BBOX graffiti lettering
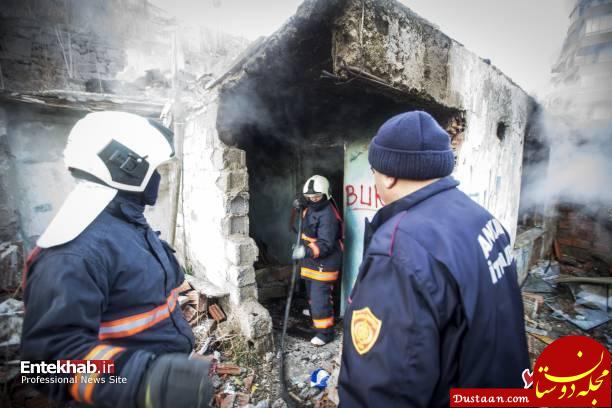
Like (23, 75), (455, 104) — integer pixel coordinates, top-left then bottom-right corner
(345, 184), (384, 211)
(360, 185), (371, 206)
(346, 184), (358, 206)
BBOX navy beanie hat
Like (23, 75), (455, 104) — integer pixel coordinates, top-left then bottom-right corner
(368, 111), (455, 180)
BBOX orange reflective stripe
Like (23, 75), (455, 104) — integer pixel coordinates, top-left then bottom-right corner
(70, 345), (125, 404)
(313, 316), (334, 328)
(301, 233), (317, 243)
(98, 287), (180, 340)
(300, 267), (338, 282)
(308, 242), (320, 258)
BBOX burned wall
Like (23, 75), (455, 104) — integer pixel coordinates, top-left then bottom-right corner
(333, 0), (536, 240)
(245, 136), (344, 267)
(0, 0), (250, 247)
(0, 0), (249, 97)
(0, 108), (18, 241)
(556, 205), (612, 271)
(0, 0), (135, 92)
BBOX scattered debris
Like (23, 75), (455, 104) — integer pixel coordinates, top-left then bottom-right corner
(183, 305), (198, 323)
(0, 241), (23, 292)
(309, 369), (330, 389)
(210, 304), (227, 322)
(0, 298), (24, 347)
(522, 259), (612, 366)
(217, 363), (242, 376)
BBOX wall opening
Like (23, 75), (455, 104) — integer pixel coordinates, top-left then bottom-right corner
(219, 75), (461, 323)
(214, 14), (462, 324)
(496, 121), (507, 142)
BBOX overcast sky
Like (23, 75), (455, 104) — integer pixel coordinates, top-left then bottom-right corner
(151, 0), (572, 99)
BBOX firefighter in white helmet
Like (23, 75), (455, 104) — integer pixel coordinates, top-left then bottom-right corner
(292, 175), (343, 346)
(21, 111), (213, 407)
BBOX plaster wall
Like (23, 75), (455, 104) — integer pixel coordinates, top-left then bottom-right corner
(180, 91), (258, 303)
(2, 107), (77, 247)
(0, 105), (175, 248)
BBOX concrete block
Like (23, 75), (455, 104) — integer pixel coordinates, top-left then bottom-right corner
(185, 274), (229, 298)
(230, 170), (249, 192)
(225, 235), (258, 266)
(217, 171), (248, 194)
(235, 299), (272, 340)
(229, 193), (249, 217)
(222, 215), (249, 236)
(223, 148), (246, 170)
(228, 283), (258, 305)
(227, 265), (256, 287)
(231, 216), (249, 235)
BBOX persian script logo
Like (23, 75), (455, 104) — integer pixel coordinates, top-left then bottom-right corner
(530, 336), (610, 407)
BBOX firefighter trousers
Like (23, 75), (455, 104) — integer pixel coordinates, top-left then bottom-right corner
(304, 279), (334, 341)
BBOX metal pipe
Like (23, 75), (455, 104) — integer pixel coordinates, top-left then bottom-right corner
(279, 207), (303, 406)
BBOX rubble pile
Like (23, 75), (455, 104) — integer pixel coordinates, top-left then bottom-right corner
(521, 258), (612, 365)
(179, 280), (284, 407)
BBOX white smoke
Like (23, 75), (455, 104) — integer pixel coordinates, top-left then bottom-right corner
(520, 111), (612, 213)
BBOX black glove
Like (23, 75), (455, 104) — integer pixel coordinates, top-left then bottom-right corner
(293, 196), (307, 209)
(137, 353), (213, 408)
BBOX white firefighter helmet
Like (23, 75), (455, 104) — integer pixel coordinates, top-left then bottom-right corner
(37, 111), (175, 248)
(303, 175), (331, 199)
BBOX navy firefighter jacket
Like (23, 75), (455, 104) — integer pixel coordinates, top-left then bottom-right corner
(300, 199), (343, 282)
(21, 196), (194, 408)
(338, 177), (529, 408)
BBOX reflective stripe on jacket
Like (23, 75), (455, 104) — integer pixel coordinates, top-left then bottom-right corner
(300, 200), (342, 281)
(21, 196), (194, 407)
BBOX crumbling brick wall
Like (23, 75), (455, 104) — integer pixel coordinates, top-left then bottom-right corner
(556, 205), (612, 272)
(179, 90), (272, 350)
(180, 91), (259, 303)
(0, 0), (134, 92)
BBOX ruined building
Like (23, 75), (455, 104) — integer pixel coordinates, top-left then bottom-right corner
(547, 0), (612, 270)
(1, 0), (545, 351)
(177, 0), (540, 349)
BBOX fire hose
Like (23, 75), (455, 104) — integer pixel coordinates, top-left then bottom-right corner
(279, 199), (304, 406)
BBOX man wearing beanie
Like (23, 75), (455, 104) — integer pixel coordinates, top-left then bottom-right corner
(338, 111), (528, 407)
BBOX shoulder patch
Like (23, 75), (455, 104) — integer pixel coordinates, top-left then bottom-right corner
(351, 306), (382, 355)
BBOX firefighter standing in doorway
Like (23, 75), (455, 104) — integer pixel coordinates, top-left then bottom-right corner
(21, 111), (213, 408)
(292, 175), (343, 346)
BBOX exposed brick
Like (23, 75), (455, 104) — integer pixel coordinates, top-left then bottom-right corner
(208, 303), (226, 322)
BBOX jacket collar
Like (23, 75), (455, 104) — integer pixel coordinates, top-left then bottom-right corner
(105, 195), (149, 227)
(364, 176), (459, 246)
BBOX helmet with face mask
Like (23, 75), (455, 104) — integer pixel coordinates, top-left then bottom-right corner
(37, 111), (175, 248)
(303, 175), (331, 199)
